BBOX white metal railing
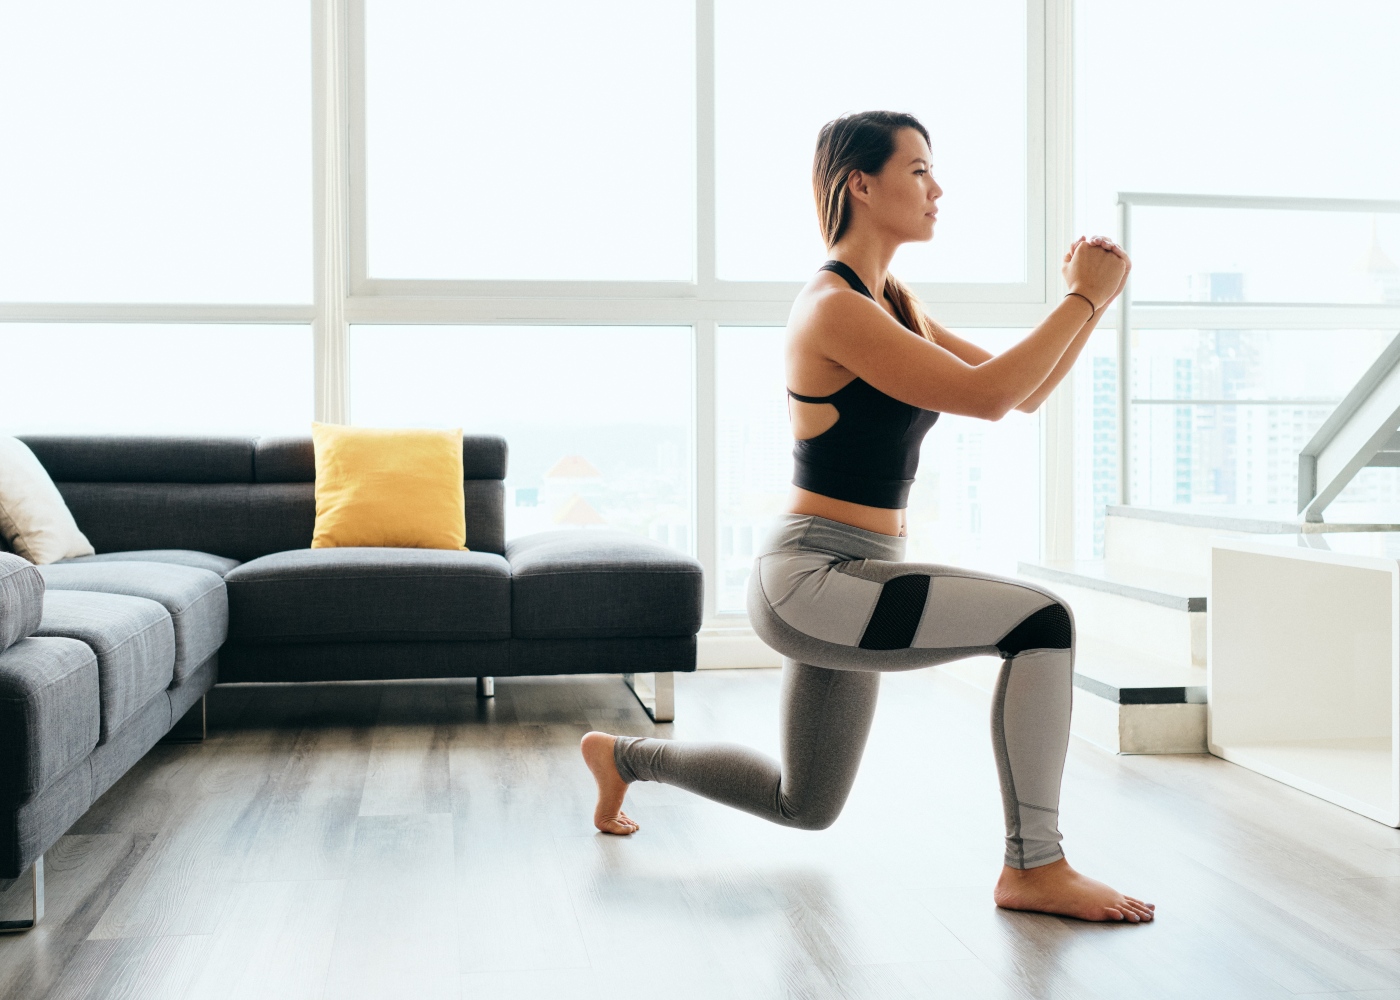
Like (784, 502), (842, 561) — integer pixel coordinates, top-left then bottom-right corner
(1114, 191), (1400, 506)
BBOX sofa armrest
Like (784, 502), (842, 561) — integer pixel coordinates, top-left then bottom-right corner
(0, 554), (43, 656)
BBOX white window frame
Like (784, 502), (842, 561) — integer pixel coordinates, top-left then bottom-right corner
(0, 0), (1079, 624)
(1108, 192), (1400, 507)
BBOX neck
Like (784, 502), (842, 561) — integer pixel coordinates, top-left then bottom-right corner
(828, 232), (899, 301)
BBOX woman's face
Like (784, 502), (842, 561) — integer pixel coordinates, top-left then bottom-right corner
(856, 127), (942, 243)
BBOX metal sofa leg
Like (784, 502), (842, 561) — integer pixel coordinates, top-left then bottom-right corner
(476, 676), (495, 698)
(0, 857), (44, 933)
(162, 695), (207, 744)
(623, 672), (675, 723)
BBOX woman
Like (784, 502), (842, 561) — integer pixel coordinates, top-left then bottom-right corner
(582, 111), (1153, 923)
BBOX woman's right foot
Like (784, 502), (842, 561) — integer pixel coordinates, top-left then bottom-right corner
(581, 732), (639, 835)
(993, 857), (1155, 922)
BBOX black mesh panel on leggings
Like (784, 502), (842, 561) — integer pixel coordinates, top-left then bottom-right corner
(996, 602), (1072, 657)
(858, 574), (931, 650)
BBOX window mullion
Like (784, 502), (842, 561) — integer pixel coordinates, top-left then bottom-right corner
(314, 0), (352, 424)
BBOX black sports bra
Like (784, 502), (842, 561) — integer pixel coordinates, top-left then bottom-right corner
(787, 260), (940, 510)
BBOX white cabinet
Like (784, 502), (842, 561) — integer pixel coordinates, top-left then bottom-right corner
(1209, 534), (1399, 826)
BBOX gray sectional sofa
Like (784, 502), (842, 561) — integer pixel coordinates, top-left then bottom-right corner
(0, 434), (702, 930)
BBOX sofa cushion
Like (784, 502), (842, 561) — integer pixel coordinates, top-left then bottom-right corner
(507, 530), (703, 639)
(39, 562), (227, 683)
(310, 423), (467, 551)
(0, 637), (100, 802)
(59, 549), (241, 577)
(0, 553), (44, 655)
(34, 590), (175, 741)
(225, 547), (511, 643)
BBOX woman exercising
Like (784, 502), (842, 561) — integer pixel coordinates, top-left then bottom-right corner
(582, 111), (1153, 923)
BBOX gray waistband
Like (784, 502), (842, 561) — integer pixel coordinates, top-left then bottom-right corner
(758, 514), (907, 562)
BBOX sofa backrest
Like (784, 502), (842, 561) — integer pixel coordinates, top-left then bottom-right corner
(20, 435), (508, 560)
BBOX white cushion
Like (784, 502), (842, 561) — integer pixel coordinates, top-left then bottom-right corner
(0, 436), (95, 565)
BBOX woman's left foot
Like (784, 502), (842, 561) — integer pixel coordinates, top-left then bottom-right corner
(580, 732), (639, 835)
(993, 857), (1154, 922)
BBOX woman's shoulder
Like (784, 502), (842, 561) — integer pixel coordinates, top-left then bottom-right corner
(791, 273), (881, 336)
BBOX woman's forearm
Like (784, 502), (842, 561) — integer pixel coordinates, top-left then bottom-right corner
(1013, 307), (1104, 413)
(964, 296), (1092, 417)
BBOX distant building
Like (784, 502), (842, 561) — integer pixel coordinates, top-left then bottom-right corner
(546, 455), (603, 479)
(553, 493), (607, 525)
(543, 454), (606, 526)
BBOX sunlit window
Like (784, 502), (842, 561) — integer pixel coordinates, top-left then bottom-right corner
(0, 2), (312, 303)
(351, 326), (693, 548)
(716, 0), (1026, 283)
(0, 325), (313, 435)
(365, 0), (696, 281)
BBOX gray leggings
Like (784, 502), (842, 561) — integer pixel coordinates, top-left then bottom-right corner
(615, 514), (1075, 869)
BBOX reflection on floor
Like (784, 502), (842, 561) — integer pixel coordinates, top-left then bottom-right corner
(3, 667), (1400, 999)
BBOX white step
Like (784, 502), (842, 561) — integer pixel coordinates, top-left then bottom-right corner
(938, 638), (1207, 755)
(1105, 503), (1400, 579)
(1017, 559), (1207, 667)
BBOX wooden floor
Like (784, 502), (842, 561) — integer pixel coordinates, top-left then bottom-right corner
(3, 666), (1400, 1000)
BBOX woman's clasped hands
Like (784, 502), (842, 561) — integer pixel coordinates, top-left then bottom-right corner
(1062, 234), (1131, 313)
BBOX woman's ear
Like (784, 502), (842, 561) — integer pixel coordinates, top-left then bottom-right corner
(845, 169), (872, 206)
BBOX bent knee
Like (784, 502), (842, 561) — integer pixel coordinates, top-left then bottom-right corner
(996, 601), (1073, 657)
(778, 798), (844, 831)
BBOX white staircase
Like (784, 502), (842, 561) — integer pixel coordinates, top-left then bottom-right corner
(1003, 502), (1400, 756)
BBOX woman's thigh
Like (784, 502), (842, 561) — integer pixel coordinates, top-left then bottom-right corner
(749, 550), (1073, 672)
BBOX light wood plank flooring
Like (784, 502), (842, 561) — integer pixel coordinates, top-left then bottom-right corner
(3, 665), (1400, 999)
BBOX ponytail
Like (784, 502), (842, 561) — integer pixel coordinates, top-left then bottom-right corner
(883, 274), (937, 343)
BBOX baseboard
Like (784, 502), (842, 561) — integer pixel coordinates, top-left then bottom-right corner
(697, 626), (782, 669)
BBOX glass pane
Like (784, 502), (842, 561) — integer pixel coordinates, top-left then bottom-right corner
(1072, 329), (1119, 559)
(716, 0), (1026, 283)
(716, 328), (788, 611)
(716, 327), (1039, 613)
(1128, 329), (1395, 509)
(1076, 1), (1400, 239)
(351, 326), (693, 549)
(0, 3), (311, 303)
(0, 325), (312, 435)
(366, 1), (695, 281)
(1128, 207), (1400, 305)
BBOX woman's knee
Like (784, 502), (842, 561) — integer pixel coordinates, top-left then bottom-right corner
(778, 796), (845, 831)
(996, 601), (1073, 657)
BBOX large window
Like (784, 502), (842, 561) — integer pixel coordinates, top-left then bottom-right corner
(1073, 1), (1400, 556)
(0, 325), (312, 435)
(0, 2), (312, 303)
(715, 0), (1027, 284)
(3, 0), (1058, 625)
(364, 0), (695, 281)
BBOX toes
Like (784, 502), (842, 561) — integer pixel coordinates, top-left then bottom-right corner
(1122, 901), (1153, 921)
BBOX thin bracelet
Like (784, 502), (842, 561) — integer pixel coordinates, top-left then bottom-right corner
(1064, 291), (1096, 319)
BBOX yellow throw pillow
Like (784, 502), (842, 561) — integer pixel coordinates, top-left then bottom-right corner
(311, 423), (468, 550)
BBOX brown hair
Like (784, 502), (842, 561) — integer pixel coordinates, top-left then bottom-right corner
(813, 111), (937, 341)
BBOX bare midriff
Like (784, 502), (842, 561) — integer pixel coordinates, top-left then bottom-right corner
(785, 485), (907, 537)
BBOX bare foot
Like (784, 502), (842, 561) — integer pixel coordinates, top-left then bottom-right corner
(580, 732), (639, 835)
(994, 858), (1155, 923)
